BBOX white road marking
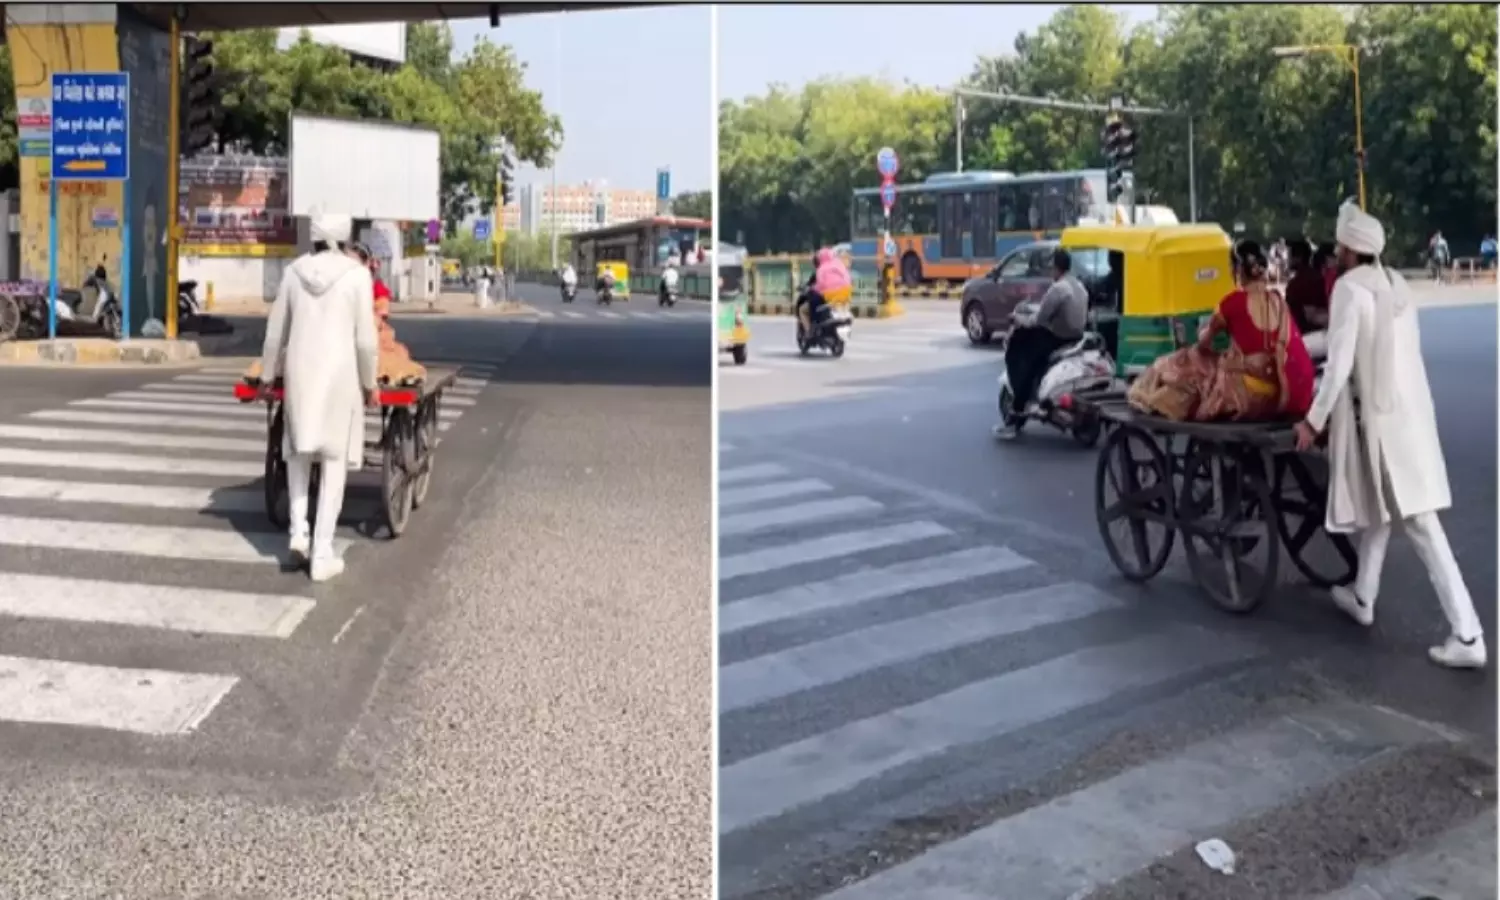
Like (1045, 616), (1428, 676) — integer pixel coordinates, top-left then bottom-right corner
(0, 447), (261, 478)
(0, 655), (238, 736)
(0, 424), (264, 454)
(0, 573), (315, 638)
(0, 514), (351, 563)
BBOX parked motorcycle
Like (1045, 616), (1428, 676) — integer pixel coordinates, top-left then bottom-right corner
(995, 301), (1116, 446)
(796, 298), (853, 358)
(178, 279), (202, 323)
(54, 266), (123, 339)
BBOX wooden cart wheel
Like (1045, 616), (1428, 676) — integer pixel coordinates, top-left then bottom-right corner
(264, 404), (291, 530)
(1179, 441), (1280, 613)
(381, 407), (416, 538)
(1274, 453), (1358, 587)
(411, 395), (439, 509)
(1094, 424), (1177, 581)
(0, 294), (19, 343)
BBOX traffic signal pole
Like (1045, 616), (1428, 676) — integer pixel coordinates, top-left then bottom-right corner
(165, 13), (182, 340)
(952, 87), (1197, 223)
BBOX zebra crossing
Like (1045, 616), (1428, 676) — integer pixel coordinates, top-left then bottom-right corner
(0, 360), (494, 739)
(720, 322), (968, 376)
(715, 445), (1495, 900)
(523, 303), (712, 323)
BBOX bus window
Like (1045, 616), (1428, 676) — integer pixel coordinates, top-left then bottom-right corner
(969, 189), (997, 256)
(938, 192), (966, 259)
(997, 185), (1019, 231)
(852, 195), (881, 238)
(1016, 184), (1042, 231)
(1042, 183), (1068, 230)
(899, 192), (936, 236)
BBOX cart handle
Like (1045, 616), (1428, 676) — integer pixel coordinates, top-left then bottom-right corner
(233, 382), (420, 407)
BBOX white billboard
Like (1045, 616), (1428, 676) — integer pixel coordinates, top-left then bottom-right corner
(288, 114), (440, 222)
(277, 23), (407, 65)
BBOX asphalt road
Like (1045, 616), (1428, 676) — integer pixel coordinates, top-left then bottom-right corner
(717, 292), (1497, 899)
(0, 303), (713, 897)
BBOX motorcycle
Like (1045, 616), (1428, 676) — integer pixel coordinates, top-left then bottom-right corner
(659, 282), (678, 308)
(995, 301), (1116, 446)
(178, 279), (202, 324)
(597, 282), (614, 306)
(561, 282), (577, 303)
(796, 297), (853, 358)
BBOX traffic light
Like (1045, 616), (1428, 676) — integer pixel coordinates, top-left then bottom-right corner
(182, 35), (217, 157)
(1100, 115), (1137, 203)
(498, 147), (516, 206)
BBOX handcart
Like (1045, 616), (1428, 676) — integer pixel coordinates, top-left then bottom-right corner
(234, 367), (460, 537)
(1073, 388), (1358, 614)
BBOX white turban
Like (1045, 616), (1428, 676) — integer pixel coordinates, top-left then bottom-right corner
(1335, 200), (1385, 256)
(310, 212), (353, 246)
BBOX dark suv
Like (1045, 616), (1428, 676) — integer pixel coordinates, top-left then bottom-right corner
(959, 240), (1111, 345)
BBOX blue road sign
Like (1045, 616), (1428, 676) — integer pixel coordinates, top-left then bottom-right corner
(473, 219), (492, 240)
(876, 146), (899, 179)
(879, 182), (897, 211)
(50, 72), (130, 182)
(657, 168), (671, 201)
(884, 235), (898, 257)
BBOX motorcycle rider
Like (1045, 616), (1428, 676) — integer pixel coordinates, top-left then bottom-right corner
(560, 261), (578, 299)
(660, 260), (680, 304)
(994, 247), (1089, 440)
(597, 264), (617, 302)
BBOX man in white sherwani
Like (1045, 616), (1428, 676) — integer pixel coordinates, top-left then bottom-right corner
(259, 213), (380, 582)
(1294, 201), (1485, 669)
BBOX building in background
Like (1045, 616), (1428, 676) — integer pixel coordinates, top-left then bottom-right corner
(276, 22), (407, 69)
(511, 181), (657, 236)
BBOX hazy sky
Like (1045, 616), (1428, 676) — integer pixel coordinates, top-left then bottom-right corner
(718, 4), (1158, 100)
(450, 6), (713, 196)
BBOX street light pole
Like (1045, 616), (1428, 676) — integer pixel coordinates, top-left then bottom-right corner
(550, 12), (562, 270)
(951, 87), (1199, 223)
(1271, 44), (1366, 210)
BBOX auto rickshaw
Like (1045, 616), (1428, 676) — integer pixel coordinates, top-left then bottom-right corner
(595, 260), (631, 301)
(718, 245), (749, 365)
(1059, 224), (1234, 379)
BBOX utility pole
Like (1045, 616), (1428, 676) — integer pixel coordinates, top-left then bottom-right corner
(550, 12), (563, 270)
(952, 87), (1197, 223)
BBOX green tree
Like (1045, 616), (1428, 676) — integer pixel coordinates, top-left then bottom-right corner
(673, 190), (712, 219)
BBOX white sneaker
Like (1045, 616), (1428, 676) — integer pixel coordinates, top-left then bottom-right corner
(1428, 635), (1487, 670)
(1330, 585), (1374, 627)
(992, 423), (1020, 441)
(288, 530), (311, 565)
(309, 554), (346, 583)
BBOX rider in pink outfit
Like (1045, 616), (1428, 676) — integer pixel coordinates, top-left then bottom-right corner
(800, 248), (853, 332)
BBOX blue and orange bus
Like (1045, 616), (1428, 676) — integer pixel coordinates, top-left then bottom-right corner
(850, 169), (1109, 285)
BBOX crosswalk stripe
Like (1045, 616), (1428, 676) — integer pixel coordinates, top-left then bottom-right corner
(0, 514), (351, 563)
(819, 703), (1422, 899)
(109, 390), (253, 406)
(142, 381), (224, 394)
(720, 546), (1033, 635)
(720, 625), (1260, 834)
(597, 311), (623, 319)
(0, 475), (262, 512)
(720, 496), (884, 538)
(719, 521), (953, 581)
(719, 478), (833, 509)
(0, 424), (265, 454)
(173, 373), (240, 384)
(532, 309), (555, 319)
(0, 655), (237, 736)
(29, 409), (268, 433)
(0, 446), (261, 478)
(1314, 814), (1494, 900)
(720, 366), (772, 376)
(71, 398), (265, 418)
(0, 573), (314, 638)
(561, 311), (585, 319)
(720, 463), (790, 485)
(720, 583), (1122, 713)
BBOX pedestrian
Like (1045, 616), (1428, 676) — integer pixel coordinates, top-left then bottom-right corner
(1480, 233), (1496, 271)
(257, 212), (380, 582)
(1294, 201), (1485, 669)
(1283, 238), (1329, 354)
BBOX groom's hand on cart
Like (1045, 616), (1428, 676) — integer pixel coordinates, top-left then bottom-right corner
(1294, 420), (1319, 451)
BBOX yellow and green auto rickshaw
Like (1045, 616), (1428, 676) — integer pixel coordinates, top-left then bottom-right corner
(1059, 224), (1234, 379)
(718, 244), (749, 365)
(596, 260), (631, 302)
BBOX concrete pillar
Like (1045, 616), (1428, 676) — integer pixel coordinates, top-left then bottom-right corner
(5, 4), (170, 336)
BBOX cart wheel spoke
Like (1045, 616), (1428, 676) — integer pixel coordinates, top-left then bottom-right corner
(1094, 425), (1176, 582)
(1180, 442), (1279, 614)
(1273, 453), (1357, 588)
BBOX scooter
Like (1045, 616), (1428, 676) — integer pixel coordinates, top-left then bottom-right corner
(659, 283), (678, 308)
(55, 266), (124, 340)
(597, 282), (614, 306)
(796, 298), (852, 359)
(561, 282), (577, 303)
(178, 279), (202, 323)
(996, 302), (1116, 446)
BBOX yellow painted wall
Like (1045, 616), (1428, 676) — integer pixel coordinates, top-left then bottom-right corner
(6, 22), (124, 286)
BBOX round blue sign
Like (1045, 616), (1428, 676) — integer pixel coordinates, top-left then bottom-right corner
(883, 235), (898, 257)
(876, 147), (900, 178)
(879, 182), (897, 209)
